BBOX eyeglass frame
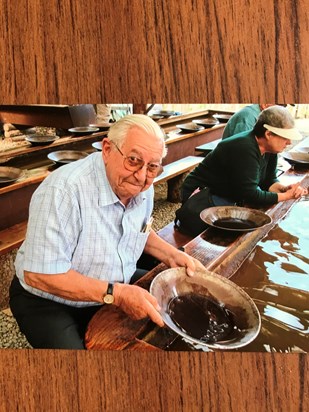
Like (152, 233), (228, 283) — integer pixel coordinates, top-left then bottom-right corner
(111, 141), (163, 177)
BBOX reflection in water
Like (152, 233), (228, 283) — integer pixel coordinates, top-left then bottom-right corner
(169, 200), (309, 353)
(232, 200), (309, 352)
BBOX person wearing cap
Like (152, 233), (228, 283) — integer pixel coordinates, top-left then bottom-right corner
(9, 114), (204, 349)
(176, 106), (307, 235)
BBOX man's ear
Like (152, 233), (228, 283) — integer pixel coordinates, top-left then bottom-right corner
(264, 130), (272, 141)
(102, 138), (112, 160)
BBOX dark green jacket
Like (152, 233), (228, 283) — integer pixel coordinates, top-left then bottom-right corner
(182, 131), (279, 205)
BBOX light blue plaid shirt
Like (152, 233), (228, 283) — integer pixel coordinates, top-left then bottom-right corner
(15, 153), (154, 307)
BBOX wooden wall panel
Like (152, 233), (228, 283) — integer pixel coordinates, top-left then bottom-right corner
(0, 0), (308, 103)
(0, 0), (308, 411)
(0, 350), (307, 411)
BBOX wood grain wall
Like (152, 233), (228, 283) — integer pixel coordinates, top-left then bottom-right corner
(0, 0), (308, 103)
(0, 0), (308, 410)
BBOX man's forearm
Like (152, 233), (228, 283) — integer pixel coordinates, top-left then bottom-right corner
(143, 229), (178, 266)
(24, 269), (108, 303)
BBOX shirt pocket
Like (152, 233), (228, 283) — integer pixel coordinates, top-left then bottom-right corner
(118, 231), (149, 271)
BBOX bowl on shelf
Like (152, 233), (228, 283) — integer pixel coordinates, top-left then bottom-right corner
(89, 123), (111, 131)
(68, 126), (100, 136)
(176, 122), (205, 133)
(192, 117), (220, 128)
(47, 150), (89, 165)
(0, 167), (24, 186)
(150, 115), (164, 121)
(213, 113), (232, 123)
(92, 141), (102, 151)
(152, 110), (175, 118)
(25, 134), (60, 146)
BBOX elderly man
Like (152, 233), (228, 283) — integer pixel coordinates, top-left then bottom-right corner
(176, 106), (307, 236)
(10, 114), (201, 349)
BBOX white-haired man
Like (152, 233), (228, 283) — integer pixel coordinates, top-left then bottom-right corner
(10, 114), (202, 349)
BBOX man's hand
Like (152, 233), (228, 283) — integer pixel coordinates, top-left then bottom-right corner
(166, 250), (206, 277)
(113, 283), (164, 327)
(276, 182), (308, 201)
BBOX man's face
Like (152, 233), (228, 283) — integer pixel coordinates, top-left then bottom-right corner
(265, 131), (291, 153)
(102, 127), (164, 205)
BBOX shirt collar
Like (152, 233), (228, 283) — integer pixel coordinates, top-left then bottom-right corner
(93, 153), (147, 208)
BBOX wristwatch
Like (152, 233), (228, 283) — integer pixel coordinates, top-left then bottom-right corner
(103, 283), (114, 304)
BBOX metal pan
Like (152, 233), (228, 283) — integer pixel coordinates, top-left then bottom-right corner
(192, 118), (220, 128)
(68, 126), (99, 135)
(47, 150), (89, 165)
(213, 113), (232, 123)
(282, 151), (309, 165)
(295, 146), (309, 154)
(92, 141), (102, 151)
(0, 167), (24, 185)
(89, 123), (111, 131)
(176, 122), (204, 133)
(200, 206), (272, 232)
(150, 115), (164, 121)
(25, 134), (60, 146)
(152, 110), (175, 118)
(150, 267), (261, 350)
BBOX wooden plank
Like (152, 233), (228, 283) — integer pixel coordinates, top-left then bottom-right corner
(0, 1), (308, 102)
(0, 350), (306, 412)
(0, 132), (105, 163)
(195, 138), (222, 154)
(154, 156), (203, 185)
(0, 221), (27, 255)
(157, 221), (193, 250)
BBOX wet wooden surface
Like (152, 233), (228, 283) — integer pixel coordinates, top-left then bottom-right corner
(0, 0), (308, 103)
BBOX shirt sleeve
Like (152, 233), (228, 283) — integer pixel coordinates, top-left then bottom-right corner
(23, 184), (82, 274)
(260, 154), (279, 189)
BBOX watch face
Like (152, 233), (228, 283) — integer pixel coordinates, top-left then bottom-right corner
(103, 294), (114, 304)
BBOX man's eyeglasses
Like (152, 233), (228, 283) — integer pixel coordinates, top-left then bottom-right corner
(112, 142), (163, 177)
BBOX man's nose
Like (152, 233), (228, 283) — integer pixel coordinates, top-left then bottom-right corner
(133, 164), (148, 180)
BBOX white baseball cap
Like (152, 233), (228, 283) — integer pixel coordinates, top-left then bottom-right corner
(264, 124), (303, 140)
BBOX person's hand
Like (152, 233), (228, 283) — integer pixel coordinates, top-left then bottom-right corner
(166, 249), (206, 277)
(269, 182), (289, 193)
(278, 183), (308, 201)
(113, 283), (164, 327)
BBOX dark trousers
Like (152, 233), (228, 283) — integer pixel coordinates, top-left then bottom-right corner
(9, 276), (101, 349)
(9, 269), (149, 350)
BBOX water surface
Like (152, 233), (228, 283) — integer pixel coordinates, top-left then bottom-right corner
(169, 199), (309, 352)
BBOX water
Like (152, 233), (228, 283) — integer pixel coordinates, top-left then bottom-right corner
(168, 199), (309, 352)
(168, 293), (236, 343)
(231, 199), (309, 352)
(213, 217), (257, 230)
